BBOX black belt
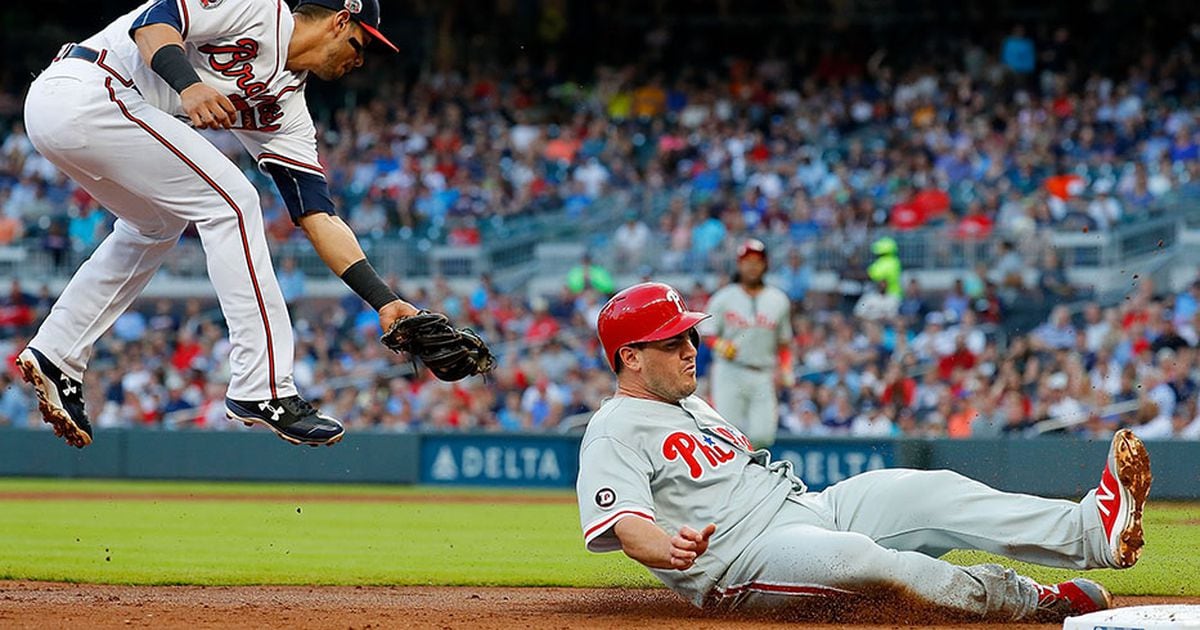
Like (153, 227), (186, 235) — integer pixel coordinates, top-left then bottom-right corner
(55, 43), (101, 64)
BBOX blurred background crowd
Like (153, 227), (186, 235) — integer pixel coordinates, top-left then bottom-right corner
(3, 0), (1200, 440)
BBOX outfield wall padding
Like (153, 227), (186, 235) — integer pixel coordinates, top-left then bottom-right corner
(0, 428), (1195, 499)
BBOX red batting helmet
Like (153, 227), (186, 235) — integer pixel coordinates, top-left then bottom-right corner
(737, 238), (768, 261)
(597, 282), (710, 372)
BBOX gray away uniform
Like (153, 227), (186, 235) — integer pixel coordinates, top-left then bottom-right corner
(702, 284), (791, 446)
(577, 394), (1121, 619)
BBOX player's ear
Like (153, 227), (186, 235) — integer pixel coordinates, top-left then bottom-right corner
(334, 9), (352, 31)
(617, 346), (642, 372)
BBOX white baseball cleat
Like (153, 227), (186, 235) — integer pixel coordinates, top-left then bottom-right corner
(1094, 429), (1152, 568)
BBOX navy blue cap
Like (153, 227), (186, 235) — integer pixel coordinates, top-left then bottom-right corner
(296, 0), (398, 52)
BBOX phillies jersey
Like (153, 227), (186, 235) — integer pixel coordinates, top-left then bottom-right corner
(702, 284), (792, 369)
(80, 0), (322, 176)
(577, 394), (806, 606)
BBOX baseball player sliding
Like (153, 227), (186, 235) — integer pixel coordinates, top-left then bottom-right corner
(702, 239), (793, 447)
(17, 0), (492, 449)
(578, 282), (1152, 622)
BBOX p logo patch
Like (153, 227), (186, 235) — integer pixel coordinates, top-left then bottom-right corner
(595, 487), (616, 509)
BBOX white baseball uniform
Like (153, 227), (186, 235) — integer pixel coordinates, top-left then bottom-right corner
(23, 0), (326, 400)
(577, 394), (1120, 618)
(701, 283), (792, 446)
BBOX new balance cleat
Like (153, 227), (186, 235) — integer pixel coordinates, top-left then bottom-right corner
(1095, 429), (1152, 568)
(15, 347), (92, 448)
(1032, 579), (1112, 622)
(225, 395), (344, 446)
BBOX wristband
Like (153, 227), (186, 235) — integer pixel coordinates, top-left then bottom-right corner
(151, 44), (202, 94)
(339, 259), (398, 311)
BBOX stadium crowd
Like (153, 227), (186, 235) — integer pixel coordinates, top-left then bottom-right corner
(3, 16), (1200, 440)
(4, 21), (1200, 265)
(2, 265), (1200, 442)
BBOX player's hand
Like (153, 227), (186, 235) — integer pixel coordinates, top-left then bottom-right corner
(378, 298), (420, 332)
(714, 339), (738, 360)
(180, 83), (237, 130)
(668, 523), (716, 570)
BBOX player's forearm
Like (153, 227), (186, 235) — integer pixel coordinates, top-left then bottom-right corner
(298, 213), (415, 318)
(297, 212), (369, 276)
(132, 23), (185, 66)
(613, 516), (678, 569)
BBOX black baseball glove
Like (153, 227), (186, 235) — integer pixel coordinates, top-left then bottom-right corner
(381, 311), (496, 381)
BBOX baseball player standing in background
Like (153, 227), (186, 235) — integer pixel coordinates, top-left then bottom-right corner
(16, 0), (422, 448)
(578, 282), (1152, 622)
(701, 239), (793, 447)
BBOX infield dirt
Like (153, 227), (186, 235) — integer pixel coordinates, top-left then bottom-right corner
(1, 582), (1198, 629)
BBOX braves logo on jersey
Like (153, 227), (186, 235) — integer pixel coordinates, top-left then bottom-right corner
(662, 431), (736, 479)
(197, 39), (284, 132)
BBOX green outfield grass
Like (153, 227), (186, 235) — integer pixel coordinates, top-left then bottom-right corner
(0, 478), (1195, 595)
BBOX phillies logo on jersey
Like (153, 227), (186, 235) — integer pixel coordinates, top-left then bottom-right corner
(662, 431), (735, 479)
(723, 311), (777, 330)
(197, 39), (284, 132)
(199, 0), (224, 8)
(712, 426), (754, 451)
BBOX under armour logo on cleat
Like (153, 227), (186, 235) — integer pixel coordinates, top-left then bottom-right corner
(59, 374), (78, 397)
(259, 402), (284, 422)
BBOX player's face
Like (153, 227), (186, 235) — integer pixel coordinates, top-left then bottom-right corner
(737, 254), (767, 285)
(314, 19), (368, 80)
(637, 330), (699, 401)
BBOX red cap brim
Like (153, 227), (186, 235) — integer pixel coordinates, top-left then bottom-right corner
(361, 23), (399, 52)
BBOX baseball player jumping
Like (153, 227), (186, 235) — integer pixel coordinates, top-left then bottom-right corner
(702, 239), (793, 447)
(578, 282), (1152, 622)
(17, 0), (426, 448)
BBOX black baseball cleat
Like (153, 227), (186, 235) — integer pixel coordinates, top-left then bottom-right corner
(225, 395), (345, 446)
(15, 347), (93, 448)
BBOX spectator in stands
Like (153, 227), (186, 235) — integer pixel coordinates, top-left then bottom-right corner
(1037, 249), (1077, 306)
(1131, 367), (1175, 440)
(1033, 306), (1078, 351)
(849, 398), (896, 436)
(277, 256), (307, 305)
(775, 248), (814, 305)
(867, 236), (902, 297)
(781, 398), (828, 436)
(989, 240), (1026, 289)
(853, 280), (900, 321)
(612, 212), (652, 273)
(566, 253), (615, 295)
(0, 371), (32, 427)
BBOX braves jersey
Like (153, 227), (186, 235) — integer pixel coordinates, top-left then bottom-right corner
(80, 0), (323, 177)
(577, 395), (806, 606)
(701, 285), (792, 369)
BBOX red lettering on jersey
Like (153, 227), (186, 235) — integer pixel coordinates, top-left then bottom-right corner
(198, 38), (283, 132)
(662, 431), (736, 479)
(723, 311), (776, 330)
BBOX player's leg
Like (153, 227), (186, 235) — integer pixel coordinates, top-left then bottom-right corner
(812, 466), (1116, 569)
(742, 370), (779, 447)
(19, 64), (189, 446)
(96, 75), (343, 445)
(712, 520), (1043, 618)
(711, 362), (753, 437)
(69, 76), (297, 402)
(710, 511), (1108, 621)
